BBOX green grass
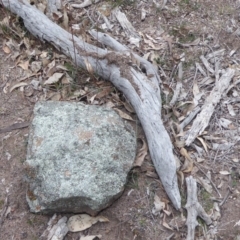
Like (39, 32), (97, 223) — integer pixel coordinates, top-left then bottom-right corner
(0, 199), (4, 209)
(127, 170), (139, 189)
(106, 0), (136, 8)
(199, 189), (213, 213)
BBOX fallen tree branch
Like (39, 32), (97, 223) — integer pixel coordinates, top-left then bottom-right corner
(184, 68), (235, 146)
(1, 0), (181, 209)
(185, 176), (212, 240)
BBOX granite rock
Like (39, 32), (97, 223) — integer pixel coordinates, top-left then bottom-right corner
(25, 101), (136, 215)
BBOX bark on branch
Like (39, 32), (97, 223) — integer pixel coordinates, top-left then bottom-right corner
(1, 0), (181, 209)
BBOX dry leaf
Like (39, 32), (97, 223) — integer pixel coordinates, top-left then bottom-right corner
(95, 87), (112, 99)
(197, 137), (208, 153)
(181, 158), (193, 173)
(31, 61), (42, 73)
(152, 194), (165, 215)
(177, 170), (185, 187)
(46, 60), (56, 77)
(133, 138), (148, 167)
(49, 92), (62, 101)
(18, 60), (29, 70)
(162, 221), (173, 230)
(219, 118), (232, 129)
(141, 8), (146, 21)
(44, 72), (64, 85)
(89, 94), (97, 104)
(61, 73), (72, 84)
(169, 214), (186, 229)
(232, 158), (239, 163)
(37, 3), (46, 12)
(197, 177), (212, 193)
(234, 220), (240, 227)
(3, 45), (11, 53)
(56, 64), (69, 71)
(146, 171), (158, 178)
(3, 83), (10, 93)
(114, 108), (134, 121)
(175, 155), (181, 170)
(163, 209), (172, 216)
(212, 202), (221, 221)
(10, 82), (28, 92)
(219, 170), (230, 175)
(24, 86), (34, 97)
(128, 37), (140, 47)
(193, 81), (200, 97)
(197, 157), (205, 163)
(180, 148), (193, 173)
(67, 214), (109, 232)
(174, 139), (185, 148)
(227, 104), (236, 116)
(122, 100), (134, 113)
(180, 148), (192, 161)
(63, 6), (69, 31)
(84, 58), (93, 75)
(217, 179), (223, 189)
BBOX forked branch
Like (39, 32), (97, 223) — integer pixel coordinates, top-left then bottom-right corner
(1, 0), (181, 209)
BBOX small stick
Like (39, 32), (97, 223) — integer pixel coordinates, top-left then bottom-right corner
(0, 195), (9, 227)
(185, 176), (212, 240)
(180, 106), (201, 130)
(194, 162), (222, 198)
(169, 62), (183, 107)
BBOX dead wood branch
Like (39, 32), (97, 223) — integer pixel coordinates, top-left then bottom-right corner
(184, 68), (235, 146)
(40, 214), (68, 240)
(185, 176), (212, 240)
(1, 0), (181, 209)
(113, 7), (141, 40)
(179, 106), (200, 130)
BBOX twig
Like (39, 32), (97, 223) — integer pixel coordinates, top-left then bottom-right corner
(220, 175), (232, 206)
(71, 27), (77, 66)
(179, 106), (201, 130)
(200, 55), (215, 74)
(194, 161), (222, 198)
(0, 122), (29, 134)
(169, 62), (183, 107)
(0, 195), (9, 228)
(165, 233), (175, 240)
(219, 187), (231, 207)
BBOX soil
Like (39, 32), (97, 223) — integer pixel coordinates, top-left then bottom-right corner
(1, 0), (240, 239)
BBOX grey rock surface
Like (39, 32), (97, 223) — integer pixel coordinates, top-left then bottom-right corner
(25, 101), (136, 215)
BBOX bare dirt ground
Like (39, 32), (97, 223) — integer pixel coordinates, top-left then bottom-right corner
(1, 0), (240, 239)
